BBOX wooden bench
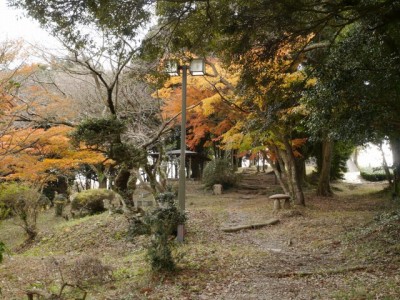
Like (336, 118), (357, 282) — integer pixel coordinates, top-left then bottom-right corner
(269, 194), (291, 212)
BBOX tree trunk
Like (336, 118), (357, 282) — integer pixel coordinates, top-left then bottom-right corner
(317, 138), (334, 196)
(156, 145), (168, 189)
(282, 138), (305, 206)
(264, 155), (289, 195)
(99, 179), (107, 189)
(91, 165), (108, 189)
(390, 137), (400, 200)
(232, 150), (239, 171)
(378, 142), (393, 186)
(114, 166), (132, 199)
(295, 156), (306, 186)
(191, 158), (201, 179)
(85, 175), (91, 190)
(144, 161), (165, 195)
(276, 148), (296, 199)
(353, 147), (359, 168)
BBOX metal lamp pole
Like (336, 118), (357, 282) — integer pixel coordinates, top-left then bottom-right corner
(165, 59), (204, 242)
(177, 65), (187, 242)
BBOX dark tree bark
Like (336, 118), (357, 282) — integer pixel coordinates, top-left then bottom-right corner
(317, 138), (334, 197)
(295, 156), (307, 186)
(390, 137), (400, 200)
(114, 166), (132, 201)
(191, 159), (201, 179)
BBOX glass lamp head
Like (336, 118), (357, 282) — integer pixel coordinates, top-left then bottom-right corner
(165, 60), (180, 76)
(189, 59), (205, 76)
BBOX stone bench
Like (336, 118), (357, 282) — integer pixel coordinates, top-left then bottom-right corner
(269, 194), (291, 212)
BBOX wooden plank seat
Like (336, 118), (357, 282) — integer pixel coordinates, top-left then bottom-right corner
(269, 194), (291, 211)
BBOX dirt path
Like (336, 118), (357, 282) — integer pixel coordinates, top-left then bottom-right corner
(1, 173), (398, 299)
(184, 174), (398, 300)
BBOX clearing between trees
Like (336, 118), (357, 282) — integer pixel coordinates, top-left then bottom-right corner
(1, 171), (399, 299)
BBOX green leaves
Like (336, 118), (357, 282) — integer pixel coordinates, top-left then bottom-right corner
(71, 117), (126, 147)
(202, 158), (238, 189)
(70, 117), (146, 165)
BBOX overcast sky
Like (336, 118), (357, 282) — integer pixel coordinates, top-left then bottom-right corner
(0, 0), (60, 48)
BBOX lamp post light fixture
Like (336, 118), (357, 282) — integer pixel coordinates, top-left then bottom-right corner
(165, 59), (205, 242)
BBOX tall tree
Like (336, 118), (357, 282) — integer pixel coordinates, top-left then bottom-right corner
(303, 19), (400, 196)
(8, 1), (174, 198)
(153, 0), (400, 198)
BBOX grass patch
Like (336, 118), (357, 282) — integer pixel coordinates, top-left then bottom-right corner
(332, 277), (400, 299)
(1, 178), (400, 299)
(343, 210), (400, 265)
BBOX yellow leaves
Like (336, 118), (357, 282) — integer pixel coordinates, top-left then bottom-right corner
(221, 132), (244, 150)
(220, 121), (247, 150)
(280, 71), (305, 88)
(305, 77), (317, 88)
(201, 94), (221, 116)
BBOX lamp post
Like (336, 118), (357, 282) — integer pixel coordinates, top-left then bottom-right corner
(166, 59), (205, 242)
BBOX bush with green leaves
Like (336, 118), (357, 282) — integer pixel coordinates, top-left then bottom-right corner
(70, 189), (113, 218)
(70, 117), (126, 149)
(202, 158), (238, 189)
(70, 117), (146, 165)
(127, 191), (186, 271)
(360, 167), (392, 182)
(54, 193), (68, 217)
(0, 183), (45, 240)
(145, 205), (186, 271)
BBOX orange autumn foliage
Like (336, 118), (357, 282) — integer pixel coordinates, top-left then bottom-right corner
(158, 58), (242, 150)
(0, 126), (107, 184)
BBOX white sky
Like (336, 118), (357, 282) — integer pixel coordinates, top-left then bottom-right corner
(0, 0), (60, 48)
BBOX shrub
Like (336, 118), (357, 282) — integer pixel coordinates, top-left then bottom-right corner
(68, 256), (112, 286)
(127, 216), (150, 238)
(145, 203), (186, 271)
(127, 191), (186, 272)
(360, 167), (392, 182)
(202, 158), (238, 189)
(0, 183), (44, 240)
(54, 193), (68, 217)
(70, 189), (111, 217)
